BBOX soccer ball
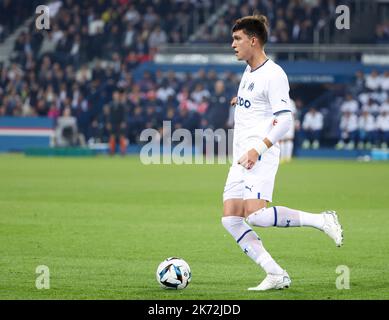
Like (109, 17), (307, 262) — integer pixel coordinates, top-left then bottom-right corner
(156, 257), (192, 290)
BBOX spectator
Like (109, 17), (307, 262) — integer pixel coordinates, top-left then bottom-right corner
(107, 90), (128, 155)
(358, 111), (377, 149)
(55, 107), (79, 146)
(190, 83), (210, 105)
(336, 111), (359, 150)
(375, 23), (389, 44)
(352, 70), (366, 96)
(381, 71), (389, 91)
(39, 32), (57, 57)
(302, 107), (324, 149)
(212, 18), (230, 43)
(340, 93), (359, 114)
(205, 80), (229, 130)
(365, 70), (381, 91)
(156, 80), (175, 103)
(128, 105), (145, 144)
(123, 23), (136, 49)
(377, 110), (389, 148)
(361, 98), (380, 116)
(381, 97), (389, 113)
(148, 26), (168, 52)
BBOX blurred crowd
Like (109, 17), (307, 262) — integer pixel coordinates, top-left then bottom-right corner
(0, 0), (42, 43)
(6, 0), (366, 74)
(335, 70), (389, 150)
(1, 0), (389, 152)
(0, 57), (238, 147)
(299, 70), (389, 150)
(9, 0), (214, 70)
(196, 0), (346, 44)
(375, 21), (389, 44)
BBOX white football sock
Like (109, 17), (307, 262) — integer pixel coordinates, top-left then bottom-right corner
(222, 216), (284, 275)
(247, 206), (325, 230)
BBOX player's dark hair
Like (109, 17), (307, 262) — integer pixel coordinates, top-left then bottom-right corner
(232, 15), (269, 45)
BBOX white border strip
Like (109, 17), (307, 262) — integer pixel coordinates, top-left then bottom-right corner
(0, 128), (54, 137)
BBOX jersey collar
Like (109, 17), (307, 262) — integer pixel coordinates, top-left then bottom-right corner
(250, 58), (269, 73)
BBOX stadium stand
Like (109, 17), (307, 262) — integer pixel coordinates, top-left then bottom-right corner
(0, 0), (388, 156)
(0, 0), (42, 43)
(334, 70), (389, 150)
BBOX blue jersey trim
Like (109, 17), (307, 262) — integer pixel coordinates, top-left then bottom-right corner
(273, 110), (292, 116)
(250, 59), (269, 73)
(273, 207), (278, 226)
(237, 229), (253, 243)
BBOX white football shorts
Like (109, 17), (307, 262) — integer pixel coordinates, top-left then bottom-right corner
(223, 143), (280, 202)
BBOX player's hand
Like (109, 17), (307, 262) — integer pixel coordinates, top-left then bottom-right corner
(238, 148), (259, 170)
(230, 97), (237, 106)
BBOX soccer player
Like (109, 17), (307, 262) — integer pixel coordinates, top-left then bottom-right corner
(222, 15), (343, 291)
(107, 90), (128, 155)
(279, 98), (296, 162)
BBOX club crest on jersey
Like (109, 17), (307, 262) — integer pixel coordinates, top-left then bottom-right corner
(247, 82), (254, 91)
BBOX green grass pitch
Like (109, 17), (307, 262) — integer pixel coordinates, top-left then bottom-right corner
(1, 154), (389, 300)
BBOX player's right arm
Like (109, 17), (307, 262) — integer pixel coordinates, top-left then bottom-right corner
(230, 96), (237, 106)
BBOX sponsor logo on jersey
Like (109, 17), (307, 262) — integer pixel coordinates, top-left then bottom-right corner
(238, 96), (251, 108)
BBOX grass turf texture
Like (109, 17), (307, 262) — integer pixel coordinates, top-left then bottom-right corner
(0, 154), (388, 300)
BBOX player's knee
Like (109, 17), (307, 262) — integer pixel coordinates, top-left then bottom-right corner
(244, 203), (267, 217)
(246, 207), (266, 225)
(221, 216), (229, 229)
(221, 216), (244, 234)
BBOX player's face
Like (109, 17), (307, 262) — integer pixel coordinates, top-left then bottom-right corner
(231, 30), (253, 61)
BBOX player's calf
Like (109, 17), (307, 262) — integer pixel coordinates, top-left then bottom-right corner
(247, 206), (324, 229)
(221, 216), (284, 275)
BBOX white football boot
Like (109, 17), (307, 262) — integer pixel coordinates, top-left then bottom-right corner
(248, 270), (291, 291)
(322, 210), (343, 247)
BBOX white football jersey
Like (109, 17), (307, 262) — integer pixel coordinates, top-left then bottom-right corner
(234, 59), (291, 144)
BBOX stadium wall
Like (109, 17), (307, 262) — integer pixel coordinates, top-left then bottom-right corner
(133, 61), (388, 84)
(0, 117), (54, 152)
